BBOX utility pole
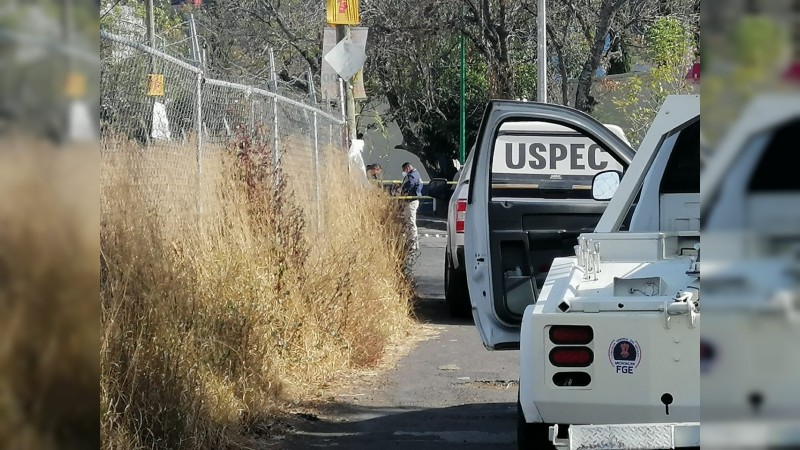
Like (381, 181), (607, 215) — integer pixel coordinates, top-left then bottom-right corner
(537, 0), (547, 103)
(62, 0), (73, 141)
(146, 0), (156, 52)
(146, 0), (156, 144)
(335, 25), (358, 141)
(459, 1), (466, 164)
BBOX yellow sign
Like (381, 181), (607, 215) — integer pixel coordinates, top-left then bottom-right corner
(147, 74), (165, 96)
(326, 0), (359, 25)
(64, 72), (86, 98)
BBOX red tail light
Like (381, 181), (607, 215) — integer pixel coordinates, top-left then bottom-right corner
(549, 326), (594, 345)
(549, 347), (594, 367)
(455, 199), (467, 233)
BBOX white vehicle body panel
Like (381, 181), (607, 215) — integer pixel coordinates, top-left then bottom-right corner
(446, 148), (473, 269)
(464, 102), (636, 350)
(700, 94), (800, 447)
(522, 235), (700, 424)
(447, 125), (629, 273)
(515, 95), (701, 431)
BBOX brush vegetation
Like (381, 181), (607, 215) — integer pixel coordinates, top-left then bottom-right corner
(100, 136), (414, 449)
(0, 138), (100, 450)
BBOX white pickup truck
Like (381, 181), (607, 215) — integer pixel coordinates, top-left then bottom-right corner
(445, 121), (631, 318)
(464, 94), (701, 449)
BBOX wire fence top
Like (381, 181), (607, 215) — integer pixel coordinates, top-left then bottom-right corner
(101, 30), (345, 126)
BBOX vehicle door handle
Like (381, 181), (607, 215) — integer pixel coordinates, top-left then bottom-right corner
(477, 257), (485, 262)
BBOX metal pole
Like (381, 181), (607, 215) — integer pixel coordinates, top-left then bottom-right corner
(62, 0), (74, 142)
(308, 68), (322, 231)
(146, 0), (156, 145)
(196, 71), (203, 216)
(249, 91), (255, 133)
(339, 77), (347, 149)
(335, 25), (357, 141)
(269, 48), (280, 173)
(307, 68), (317, 105)
(459, 0), (466, 164)
(537, 0), (547, 102)
(313, 111), (321, 231)
(146, 0), (155, 50)
(63, 0), (73, 71)
(188, 13), (201, 66)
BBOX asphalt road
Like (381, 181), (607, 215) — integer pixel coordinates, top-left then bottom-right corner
(281, 226), (520, 449)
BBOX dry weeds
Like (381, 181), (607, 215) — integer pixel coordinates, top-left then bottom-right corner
(100, 136), (414, 449)
(0, 137), (100, 450)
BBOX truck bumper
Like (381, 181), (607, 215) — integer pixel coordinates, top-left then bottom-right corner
(550, 422), (700, 450)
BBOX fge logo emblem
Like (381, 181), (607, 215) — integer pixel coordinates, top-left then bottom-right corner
(608, 338), (641, 374)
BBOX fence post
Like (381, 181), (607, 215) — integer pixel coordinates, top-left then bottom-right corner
(269, 48), (280, 179)
(313, 111), (321, 231)
(308, 69), (322, 231)
(248, 88), (255, 134)
(195, 70), (203, 216)
(339, 78), (348, 173)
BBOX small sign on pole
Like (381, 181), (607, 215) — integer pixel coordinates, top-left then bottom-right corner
(324, 36), (367, 81)
(147, 74), (165, 96)
(64, 72), (87, 99)
(322, 27), (368, 99)
(326, 0), (360, 25)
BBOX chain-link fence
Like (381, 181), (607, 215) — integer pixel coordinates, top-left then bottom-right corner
(100, 30), (347, 230)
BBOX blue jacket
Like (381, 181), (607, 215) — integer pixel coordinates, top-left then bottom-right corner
(401, 169), (423, 197)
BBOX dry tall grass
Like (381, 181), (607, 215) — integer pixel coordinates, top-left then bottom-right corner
(100, 137), (413, 449)
(0, 138), (100, 450)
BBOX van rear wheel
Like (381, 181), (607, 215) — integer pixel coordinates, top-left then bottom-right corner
(517, 394), (555, 450)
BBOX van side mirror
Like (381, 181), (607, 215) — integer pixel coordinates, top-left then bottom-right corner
(592, 170), (622, 201)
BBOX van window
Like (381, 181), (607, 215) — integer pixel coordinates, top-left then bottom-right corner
(659, 120), (701, 195)
(489, 122), (624, 200)
(748, 119), (800, 192)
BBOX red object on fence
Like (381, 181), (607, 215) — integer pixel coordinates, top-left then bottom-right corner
(685, 62), (700, 83)
(783, 62), (800, 82)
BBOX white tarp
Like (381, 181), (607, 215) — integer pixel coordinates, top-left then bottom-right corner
(151, 101), (171, 141)
(67, 100), (97, 142)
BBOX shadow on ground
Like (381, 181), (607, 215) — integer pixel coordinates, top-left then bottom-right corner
(276, 402), (517, 449)
(411, 296), (475, 326)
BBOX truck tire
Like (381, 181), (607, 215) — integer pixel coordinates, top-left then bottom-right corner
(445, 254), (471, 318)
(517, 395), (555, 450)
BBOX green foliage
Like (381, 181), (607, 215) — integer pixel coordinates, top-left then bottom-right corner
(610, 17), (696, 146)
(101, 0), (185, 42)
(646, 17), (692, 67)
(731, 16), (784, 70)
(378, 43), (492, 176)
(700, 17), (786, 145)
(513, 63), (537, 100)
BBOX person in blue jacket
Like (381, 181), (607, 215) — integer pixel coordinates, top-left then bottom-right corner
(400, 162), (423, 251)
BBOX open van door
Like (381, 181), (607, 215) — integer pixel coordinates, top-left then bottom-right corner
(464, 101), (636, 350)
